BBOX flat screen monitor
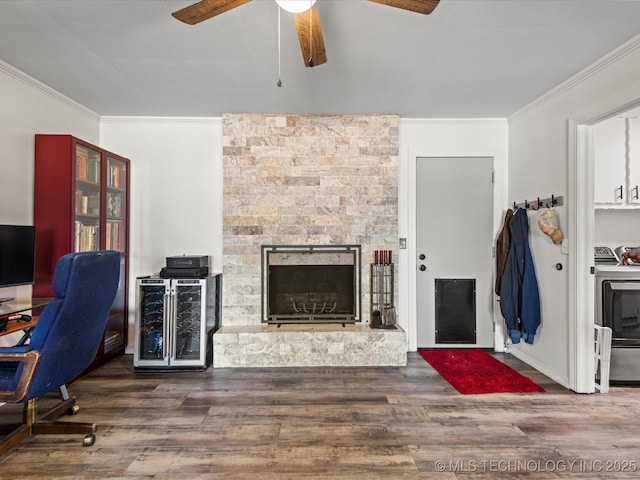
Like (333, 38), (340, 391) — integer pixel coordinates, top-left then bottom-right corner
(0, 224), (36, 288)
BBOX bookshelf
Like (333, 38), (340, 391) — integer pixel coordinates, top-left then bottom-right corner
(34, 134), (130, 371)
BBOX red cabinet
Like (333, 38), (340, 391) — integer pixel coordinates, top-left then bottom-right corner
(34, 134), (130, 368)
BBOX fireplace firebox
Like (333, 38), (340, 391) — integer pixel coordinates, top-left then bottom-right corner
(261, 245), (361, 324)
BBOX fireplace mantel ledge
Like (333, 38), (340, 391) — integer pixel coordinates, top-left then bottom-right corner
(217, 323), (386, 333)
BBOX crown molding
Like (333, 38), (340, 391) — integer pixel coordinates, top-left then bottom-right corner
(509, 34), (640, 122)
(0, 58), (99, 121)
(400, 118), (507, 126)
(100, 116), (222, 125)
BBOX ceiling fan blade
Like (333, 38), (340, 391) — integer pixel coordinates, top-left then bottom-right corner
(172, 0), (252, 25)
(293, 8), (327, 68)
(367, 0), (440, 15)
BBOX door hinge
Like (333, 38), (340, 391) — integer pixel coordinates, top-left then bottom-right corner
(590, 266), (595, 274)
(491, 171), (495, 183)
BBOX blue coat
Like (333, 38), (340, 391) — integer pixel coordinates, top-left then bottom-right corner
(499, 208), (541, 344)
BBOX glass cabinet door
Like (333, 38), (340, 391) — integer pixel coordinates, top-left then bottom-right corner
(172, 280), (205, 363)
(74, 143), (101, 252)
(106, 156), (127, 251)
(104, 256), (127, 354)
(137, 282), (169, 362)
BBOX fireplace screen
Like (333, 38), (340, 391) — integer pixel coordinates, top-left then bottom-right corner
(262, 245), (361, 323)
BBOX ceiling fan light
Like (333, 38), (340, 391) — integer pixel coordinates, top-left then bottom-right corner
(275, 0), (316, 13)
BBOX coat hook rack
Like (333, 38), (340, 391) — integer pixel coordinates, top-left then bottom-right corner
(513, 194), (564, 210)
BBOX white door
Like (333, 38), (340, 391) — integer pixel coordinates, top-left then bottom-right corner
(416, 157), (494, 348)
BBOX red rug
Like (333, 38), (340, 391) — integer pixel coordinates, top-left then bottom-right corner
(419, 349), (546, 394)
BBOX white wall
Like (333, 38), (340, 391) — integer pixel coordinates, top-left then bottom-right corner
(398, 119), (509, 351)
(508, 34), (640, 391)
(595, 209), (640, 246)
(0, 60), (99, 344)
(99, 117), (223, 351)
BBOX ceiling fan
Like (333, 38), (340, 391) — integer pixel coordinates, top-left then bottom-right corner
(172, 0), (441, 68)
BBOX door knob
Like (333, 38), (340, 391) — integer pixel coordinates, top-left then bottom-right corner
(419, 265), (426, 271)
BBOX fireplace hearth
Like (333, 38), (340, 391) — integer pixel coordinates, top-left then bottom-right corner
(261, 245), (361, 324)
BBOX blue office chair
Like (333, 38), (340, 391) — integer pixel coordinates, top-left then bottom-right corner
(0, 250), (120, 455)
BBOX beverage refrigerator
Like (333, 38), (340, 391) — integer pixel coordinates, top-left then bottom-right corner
(133, 274), (221, 371)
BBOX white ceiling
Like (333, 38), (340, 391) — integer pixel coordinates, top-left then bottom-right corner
(1, 0), (640, 118)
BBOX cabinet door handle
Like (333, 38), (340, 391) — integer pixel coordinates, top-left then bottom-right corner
(634, 185), (639, 200)
(617, 185), (623, 200)
(164, 291), (172, 360)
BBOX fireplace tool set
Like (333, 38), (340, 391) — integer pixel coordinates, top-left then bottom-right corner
(370, 250), (396, 329)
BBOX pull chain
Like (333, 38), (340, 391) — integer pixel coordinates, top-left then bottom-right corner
(308, 0), (313, 66)
(277, 5), (282, 87)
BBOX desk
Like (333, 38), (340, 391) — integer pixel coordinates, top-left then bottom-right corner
(0, 298), (52, 340)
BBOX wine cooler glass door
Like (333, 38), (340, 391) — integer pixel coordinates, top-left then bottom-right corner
(134, 279), (171, 367)
(171, 279), (207, 366)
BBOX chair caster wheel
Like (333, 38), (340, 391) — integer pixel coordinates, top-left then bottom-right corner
(83, 434), (96, 447)
(67, 404), (80, 415)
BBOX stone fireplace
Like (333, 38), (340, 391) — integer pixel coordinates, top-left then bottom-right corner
(214, 113), (406, 367)
(262, 245), (361, 324)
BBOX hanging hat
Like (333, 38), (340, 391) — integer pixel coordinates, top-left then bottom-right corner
(538, 208), (563, 244)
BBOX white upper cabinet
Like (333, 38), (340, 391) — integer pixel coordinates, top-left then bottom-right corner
(629, 117), (640, 205)
(594, 116), (640, 207)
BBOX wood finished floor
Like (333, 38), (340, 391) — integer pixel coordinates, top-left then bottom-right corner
(1, 352), (639, 479)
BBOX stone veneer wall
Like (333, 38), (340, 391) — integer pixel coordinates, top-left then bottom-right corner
(222, 114), (399, 326)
